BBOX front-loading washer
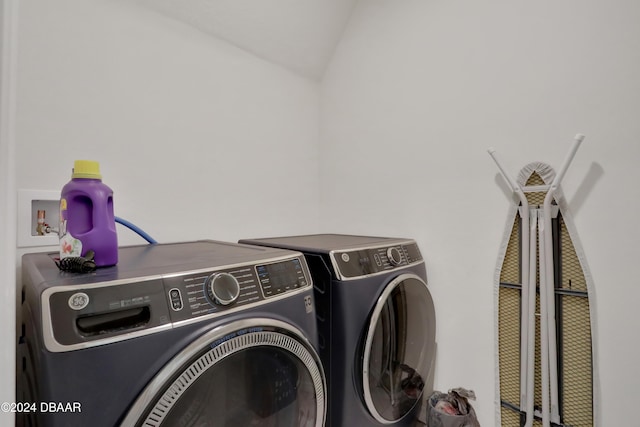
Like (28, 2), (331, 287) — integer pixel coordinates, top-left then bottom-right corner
(17, 240), (326, 427)
(239, 234), (437, 427)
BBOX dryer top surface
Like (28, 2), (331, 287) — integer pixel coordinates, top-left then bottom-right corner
(240, 234), (413, 254)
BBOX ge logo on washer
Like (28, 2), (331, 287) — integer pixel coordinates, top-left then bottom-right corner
(68, 292), (90, 310)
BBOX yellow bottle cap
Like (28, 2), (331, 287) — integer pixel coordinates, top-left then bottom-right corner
(72, 160), (102, 179)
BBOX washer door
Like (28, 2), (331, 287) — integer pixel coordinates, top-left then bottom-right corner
(362, 273), (436, 424)
(121, 319), (326, 427)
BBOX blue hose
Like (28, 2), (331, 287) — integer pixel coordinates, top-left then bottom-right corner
(115, 217), (157, 244)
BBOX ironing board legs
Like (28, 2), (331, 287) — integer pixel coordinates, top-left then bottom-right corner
(524, 209), (537, 427)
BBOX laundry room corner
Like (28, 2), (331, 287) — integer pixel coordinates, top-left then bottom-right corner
(5, 0), (640, 425)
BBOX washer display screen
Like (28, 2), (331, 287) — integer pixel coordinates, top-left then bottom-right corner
(256, 259), (309, 298)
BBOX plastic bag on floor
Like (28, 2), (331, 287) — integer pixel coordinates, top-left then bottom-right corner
(426, 387), (481, 427)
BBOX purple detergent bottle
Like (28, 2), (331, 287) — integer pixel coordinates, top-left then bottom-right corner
(59, 160), (118, 267)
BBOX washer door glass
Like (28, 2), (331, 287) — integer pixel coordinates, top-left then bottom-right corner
(362, 273), (436, 424)
(123, 320), (325, 427)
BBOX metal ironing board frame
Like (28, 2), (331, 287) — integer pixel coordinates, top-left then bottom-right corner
(489, 134), (584, 427)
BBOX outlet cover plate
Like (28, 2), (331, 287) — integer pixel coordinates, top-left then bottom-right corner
(18, 189), (60, 248)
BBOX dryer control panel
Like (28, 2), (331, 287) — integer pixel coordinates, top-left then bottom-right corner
(330, 242), (423, 280)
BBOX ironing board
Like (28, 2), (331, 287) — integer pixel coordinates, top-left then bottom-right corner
(489, 135), (598, 427)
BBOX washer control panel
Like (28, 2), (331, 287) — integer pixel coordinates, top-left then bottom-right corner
(28, 242), (314, 353)
(163, 256), (310, 323)
(331, 242), (423, 279)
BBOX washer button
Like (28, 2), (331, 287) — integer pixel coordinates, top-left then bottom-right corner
(169, 288), (183, 311)
(207, 273), (240, 306)
(387, 247), (403, 266)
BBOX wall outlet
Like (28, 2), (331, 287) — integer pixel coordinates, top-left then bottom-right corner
(17, 190), (60, 248)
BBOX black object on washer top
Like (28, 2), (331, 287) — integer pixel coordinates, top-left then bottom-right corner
(240, 233), (424, 280)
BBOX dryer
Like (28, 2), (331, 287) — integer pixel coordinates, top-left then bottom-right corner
(239, 234), (437, 427)
(17, 240), (326, 427)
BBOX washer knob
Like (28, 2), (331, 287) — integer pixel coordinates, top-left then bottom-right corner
(386, 247), (403, 266)
(206, 272), (240, 306)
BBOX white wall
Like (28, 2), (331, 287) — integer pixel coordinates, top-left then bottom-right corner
(321, 0), (640, 425)
(1, 0), (18, 424)
(15, 0), (321, 245)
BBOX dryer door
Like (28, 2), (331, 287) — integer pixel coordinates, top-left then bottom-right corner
(121, 318), (326, 427)
(362, 273), (436, 424)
